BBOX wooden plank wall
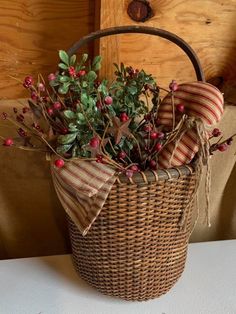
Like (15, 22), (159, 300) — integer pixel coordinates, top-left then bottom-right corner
(98, 0), (236, 99)
(0, 0), (95, 99)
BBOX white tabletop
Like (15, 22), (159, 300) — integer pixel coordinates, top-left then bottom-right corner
(0, 240), (235, 314)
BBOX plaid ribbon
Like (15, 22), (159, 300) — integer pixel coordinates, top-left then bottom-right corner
(51, 160), (117, 236)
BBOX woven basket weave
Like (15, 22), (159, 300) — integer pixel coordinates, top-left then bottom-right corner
(67, 166), (196, 301)
(66, 26), (204, 301)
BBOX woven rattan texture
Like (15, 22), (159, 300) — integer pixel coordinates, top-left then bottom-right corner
(68, 170), (196, 301)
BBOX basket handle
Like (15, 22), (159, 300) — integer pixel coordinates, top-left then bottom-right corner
(67, 26), (205, 82)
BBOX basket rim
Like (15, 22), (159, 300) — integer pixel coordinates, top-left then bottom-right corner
(117, 164), (195, 184)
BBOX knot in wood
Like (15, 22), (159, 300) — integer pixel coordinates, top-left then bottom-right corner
(127, 0), (154, 23)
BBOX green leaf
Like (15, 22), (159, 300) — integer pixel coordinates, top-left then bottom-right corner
(59, 50), (69, 65)
(98, 80), (108, 94)
(81, 81), (88, 88)
(108, 105), (116, 116)
(70, 55), (76, 66)
(92, 56), (102, 71)
(117, 137), (125, 149)
(128, 86), (138, 95)
(72, 146), (78, 157)
(87, 71), (97, 82)
(76, 112), (86, 124)
(68, 124), (78, 132)
(58, 82), (70, 94)
(64, 110), (76, 119)
(81, 92), (88, 105)
(113, 63), (120, 72)
(81, 53), (88, 64)
(49, 80), (59, 87)
(56, 144), (73, 155)
(92, 55), (102, 66)
(58, 133), (77, 145)
(125, 140), (134, 150)
(59, 75), (69, 83)
(88, 96), (95, 109)
(58, 63), (68, 70)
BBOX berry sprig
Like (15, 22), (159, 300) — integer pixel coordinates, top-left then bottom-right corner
(209, 128), (235, 154)
(1, 51), (235, 176)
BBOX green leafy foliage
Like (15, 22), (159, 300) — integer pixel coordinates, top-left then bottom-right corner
(92, 56), (102, 71)
(58, 133), (77, 145)
(49, 54), (161, 164)
(87, 71), (97, 82)
(56, 144), (73, 154)
(59, 50), (69, 66)
(64, 110), (76, 119)
(18, 51), (165, 168)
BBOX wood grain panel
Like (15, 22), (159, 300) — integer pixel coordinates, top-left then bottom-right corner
(95, 0), (124, 79)
(0, 0), (95, 99)
(99, 0), (236, 95)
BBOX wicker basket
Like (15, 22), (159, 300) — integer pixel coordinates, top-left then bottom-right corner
(66, 26), (204, 301)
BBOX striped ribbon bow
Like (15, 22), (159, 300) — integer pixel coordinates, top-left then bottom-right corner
(51, 160), (117, 236)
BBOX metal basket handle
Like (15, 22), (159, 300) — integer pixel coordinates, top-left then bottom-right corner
(67, 26), (205, 82)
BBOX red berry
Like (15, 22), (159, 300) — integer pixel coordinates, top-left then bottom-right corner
(120, 112), (129, 122)
(16, 114), (24, 122)
(227, 137), (233, 145)
(77, 70), (86, 77)
(156, 118), (161, 126)
(118, 151), (127, 159)
(37, 83), (45, 92)
(22, 107), (30, 114)
(96, 100), (103, 110)
(23, 76), (34, 88)
(42, 96), (49, 103)
(90, 137), (100, 148)
(18, 128), (27, 137)
(48, 73), (56, 81)
(31, 91), (37, 101)
(94, 81), (101, 88)
(218, 143), (228, 152)
(169, 80), (178, 91)
(212, 128), (222, 137)
(68, 66), (76, 77)
(54, 159), (65, 168)
(104, 96), (113, 105)
(96, 154), (104, 163)
(150, 131), (158, 139)
(127, 66), (134, 75)
(157, 132), (165, 139)
(1, 112), (8, 120)
(53, 102), (62, 110)
(60, 127), (69, 135)
(149, 160), (157, 170)
(130, 165), (139, 172)
(144, 113), (151, 121)
(154, 143), (162, 152)
(3, 138), (14, 146)
(125, 170), (134, 178)
(143, 125), (152, 132)
(176, 104), (185, 113)
(47, 108), (54, 116)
